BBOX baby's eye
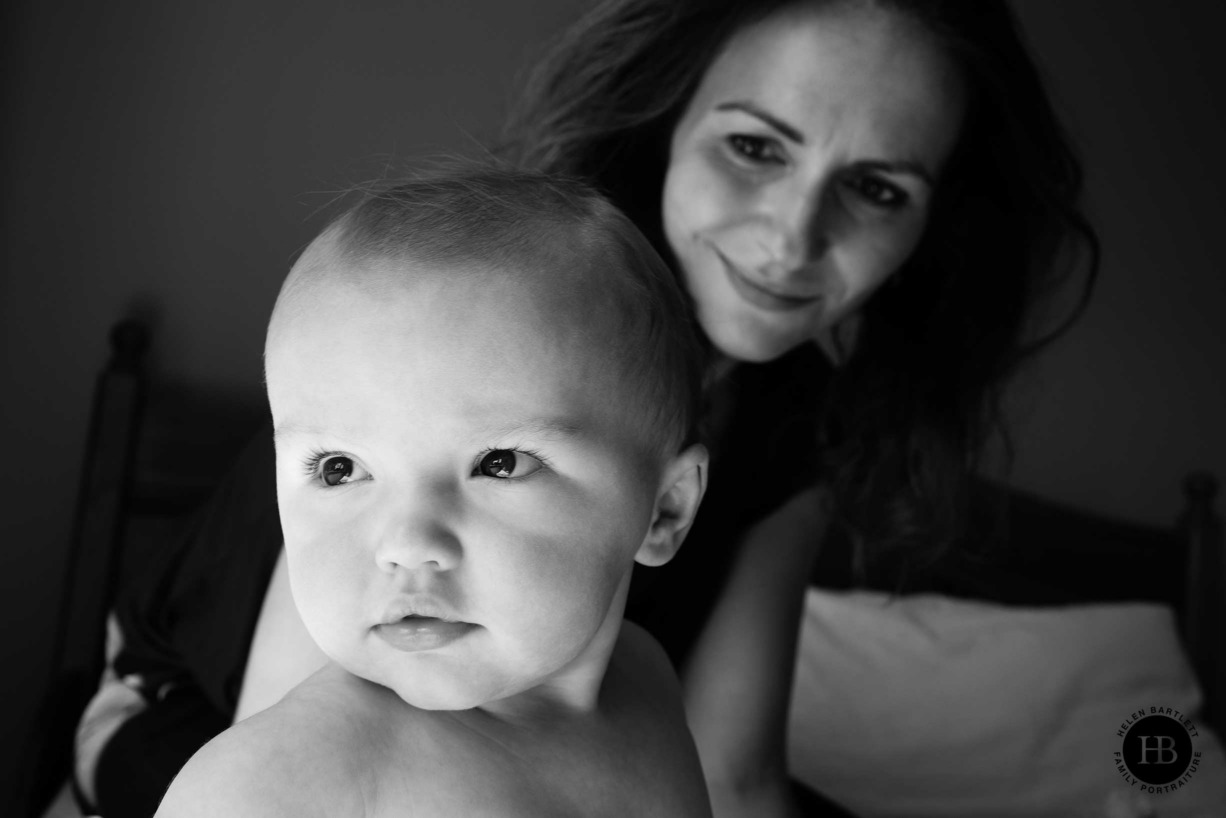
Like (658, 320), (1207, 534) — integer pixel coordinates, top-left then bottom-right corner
(474, 449), (544, 480)
(726, 134), (786, 166)
(309, 454), (370, 487)
(844, 174), (909, 210)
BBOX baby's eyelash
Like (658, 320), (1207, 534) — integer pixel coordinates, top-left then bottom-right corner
(476, 446), (549, 467)
(299, 446), (551, 483)
(471, 445), (551, 480)
(302, 449), (338, 478)
(301, 449), (371, 487)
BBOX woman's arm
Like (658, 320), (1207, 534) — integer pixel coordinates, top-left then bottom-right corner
(234, 548), (328, 722)
(681, 484), (830, 818)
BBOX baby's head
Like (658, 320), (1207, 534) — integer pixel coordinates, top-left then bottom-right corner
(265, 166), (707, 713)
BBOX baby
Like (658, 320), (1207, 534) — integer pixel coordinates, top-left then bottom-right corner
(155, 167), (712, 817)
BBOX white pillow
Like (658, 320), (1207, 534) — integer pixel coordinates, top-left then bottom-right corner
(788, 589), (1226, 817)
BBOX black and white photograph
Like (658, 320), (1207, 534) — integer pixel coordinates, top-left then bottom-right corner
(3, 1), (1225, 816)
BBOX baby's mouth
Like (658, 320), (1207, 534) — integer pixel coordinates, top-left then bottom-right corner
(386, 612), (461, 625)
(374, 616), (477, 652)
(381, 597), (465, 625)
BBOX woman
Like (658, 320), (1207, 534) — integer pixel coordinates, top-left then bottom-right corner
(96, 1), (1095, 816)
(500, 2), (1094, 814)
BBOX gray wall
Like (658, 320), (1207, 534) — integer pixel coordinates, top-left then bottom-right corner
(3, 0), (1224, 802)
(1006, 3), (1226, 520)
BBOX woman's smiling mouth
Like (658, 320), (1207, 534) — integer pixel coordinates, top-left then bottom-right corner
(714, 249), (821, 312)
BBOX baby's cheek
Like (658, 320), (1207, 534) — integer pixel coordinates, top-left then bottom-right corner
(287, 552), (355, 662)
(283, 512), (353, 611)
(551, 503), (646, 594)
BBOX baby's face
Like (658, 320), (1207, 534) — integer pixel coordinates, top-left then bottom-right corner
(266, 259), (665, 713)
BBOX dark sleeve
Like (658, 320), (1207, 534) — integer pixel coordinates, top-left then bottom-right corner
(93, 685), (230, 818)
(112, 421), (283, 716)
(819, 480), (1186, 607)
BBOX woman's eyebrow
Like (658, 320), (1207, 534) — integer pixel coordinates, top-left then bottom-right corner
(715, 101), (805, 144)
(714, 101), (939, 186)
(856, 159), (936, 188)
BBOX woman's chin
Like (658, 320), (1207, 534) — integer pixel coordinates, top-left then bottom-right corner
(705, 316), (813, 365)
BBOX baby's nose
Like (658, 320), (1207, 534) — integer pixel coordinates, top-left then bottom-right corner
(376, 522), (462, 573)
(374, 491), (463, 572)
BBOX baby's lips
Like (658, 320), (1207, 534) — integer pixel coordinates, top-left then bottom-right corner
(381, 595), (465, 625)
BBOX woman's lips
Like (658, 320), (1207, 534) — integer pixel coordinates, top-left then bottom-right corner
(714, 250), (821, 313)
(374, 616), (477, 652)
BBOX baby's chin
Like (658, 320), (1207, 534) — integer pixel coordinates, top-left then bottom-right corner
(377, 664), (600, 717)
(365, 665), (522, 712)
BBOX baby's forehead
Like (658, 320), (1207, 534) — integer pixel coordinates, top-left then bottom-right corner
(291, 229), (623, 327)
(275, 261), (635, 402)
(273, 252), (655, 419)
(270, 233), (681, 462)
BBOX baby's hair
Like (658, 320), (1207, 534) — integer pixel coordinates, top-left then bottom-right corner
(322, 163), (705, 455)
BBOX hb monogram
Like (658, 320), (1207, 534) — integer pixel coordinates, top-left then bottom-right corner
(1135, 736), (1179, 765)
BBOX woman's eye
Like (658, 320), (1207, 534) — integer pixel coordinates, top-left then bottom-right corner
(726, 134), (785, 166)
(314, 455), (369, 487)
(846, 175), (909, 209)
(475, 449), (544, 480)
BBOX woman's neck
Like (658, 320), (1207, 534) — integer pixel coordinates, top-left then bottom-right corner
(703, 353), (739, 390)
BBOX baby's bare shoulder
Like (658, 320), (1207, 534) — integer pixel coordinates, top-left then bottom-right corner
(153, 717), (326, 818)
(613, 619), (684, 702)
(603, 622), (713, 817)
(155, 668), (383, 818)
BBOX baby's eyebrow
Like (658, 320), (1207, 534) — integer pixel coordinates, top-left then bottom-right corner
(481, 417), (585, 441)
(272, 417), (586, 444)
(273, 421), (345, 441)
(273, 422), (305, 441)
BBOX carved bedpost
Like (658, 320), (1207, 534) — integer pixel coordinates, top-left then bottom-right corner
(21, 319), (149, 817)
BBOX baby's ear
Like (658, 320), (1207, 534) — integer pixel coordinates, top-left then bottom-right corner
(636, 443), (708, 567)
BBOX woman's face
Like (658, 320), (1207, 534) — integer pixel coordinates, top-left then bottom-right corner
(662, 1), (966, 363)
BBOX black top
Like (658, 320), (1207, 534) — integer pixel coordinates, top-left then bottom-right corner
(115, 429), (282, 716)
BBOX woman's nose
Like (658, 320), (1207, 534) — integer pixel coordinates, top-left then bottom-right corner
(761, 183), (833, 277)
(720, 185), (832, 282)
(373, 490), (463, 573)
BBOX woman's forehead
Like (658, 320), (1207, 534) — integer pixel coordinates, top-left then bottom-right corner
(687, 2), (965, 166)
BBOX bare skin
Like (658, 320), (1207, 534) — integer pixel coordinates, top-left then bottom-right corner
(158, 226), (712, 817)
(158, 622), (711, 818)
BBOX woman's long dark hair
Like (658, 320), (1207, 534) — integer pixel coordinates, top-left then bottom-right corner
(503, 0), (1099, 578)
